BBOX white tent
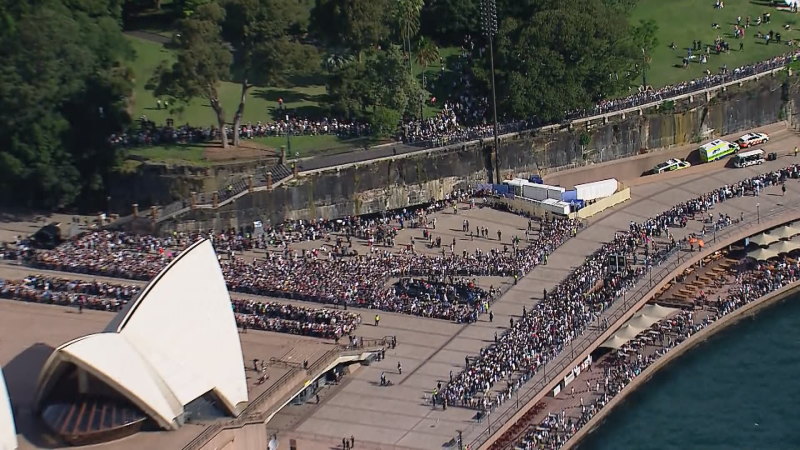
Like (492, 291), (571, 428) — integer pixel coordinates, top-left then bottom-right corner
(749, 233), (780, 247)
(36, 239), (248, 430)
(0, 369), (16, 450)
(772, 224), (800, 240)
(625, 313), (662, 331)
(640, 303), (679, 320)
(747, 247), (781, 261)
(769, 240), (800, 254)
(600, 334), (630, 350)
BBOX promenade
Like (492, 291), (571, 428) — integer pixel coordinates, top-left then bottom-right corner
(271, 124), (800, 449)
(2, 125), (800, 449)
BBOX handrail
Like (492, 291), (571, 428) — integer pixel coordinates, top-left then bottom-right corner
(180, 343), (383, 450)
(464, 201), (800, 450)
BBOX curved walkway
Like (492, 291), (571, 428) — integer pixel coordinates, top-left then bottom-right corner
(562, 275), (800, 450)
(272, 127), (800, 449)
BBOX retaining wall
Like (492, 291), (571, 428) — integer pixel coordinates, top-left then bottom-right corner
(152, 75), (794, 233)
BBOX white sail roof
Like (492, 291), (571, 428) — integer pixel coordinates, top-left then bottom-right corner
(36, 239), (248, 430)
(0, 369), (16, 450)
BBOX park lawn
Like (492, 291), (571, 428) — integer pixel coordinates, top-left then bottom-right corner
(124, 144), (212, 166)
(253, 135), (374, 158)
(631, 0), (799, 88)
(126, 35), (328, 127)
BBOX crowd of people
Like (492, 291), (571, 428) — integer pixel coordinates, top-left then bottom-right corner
(231, 299), (361, 339)
(23, 192), (581, 322)
(109, 44), (799, 153)
(0, 274), (363, 339)
(0, 275), (140, 312)
(517, 254), (800, 449)
(517, 310), (697, 449)
(577, 51), (800, 119)
(440, 161), (800, 413)
(108, 116), (370, 149)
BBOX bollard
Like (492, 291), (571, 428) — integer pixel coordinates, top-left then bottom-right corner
(248, 175), (254, 193)
(190, 192), (197, 210)
(132, 203), (139, 218)
(267, 172), (273, 190)
(212, 192), (219, 208)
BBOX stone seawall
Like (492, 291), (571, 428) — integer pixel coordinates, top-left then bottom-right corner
(158, 75), (794, 233)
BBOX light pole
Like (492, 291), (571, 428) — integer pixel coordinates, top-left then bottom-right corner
(280, 104), (292, 156)
(641, 47), (648, 87)
(757, 202), (761, 224)
(481, 0), (500, 184)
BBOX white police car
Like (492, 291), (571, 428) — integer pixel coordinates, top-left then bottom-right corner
(735, 132), (769, 148)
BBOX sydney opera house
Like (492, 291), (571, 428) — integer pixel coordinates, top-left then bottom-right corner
(1, 239), (252, 448)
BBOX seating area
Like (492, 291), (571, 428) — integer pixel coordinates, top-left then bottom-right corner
(651, 252), (734, 307)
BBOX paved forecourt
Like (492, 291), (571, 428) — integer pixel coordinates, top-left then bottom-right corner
(281, 125), (800, 449)
(0, 298), (335, 450)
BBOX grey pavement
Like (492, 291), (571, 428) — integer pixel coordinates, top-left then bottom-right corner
(276, 127), (800, 449)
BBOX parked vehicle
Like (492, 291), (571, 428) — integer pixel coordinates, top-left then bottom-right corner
(735, 132), (769, 148)
(650, 158), (691, 174)
(732, 149), (766, 168)
(698, 139), (739, 162)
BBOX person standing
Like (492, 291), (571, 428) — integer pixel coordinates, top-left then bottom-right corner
(397, 361), (402, 375)
(374, 314), (380, 326)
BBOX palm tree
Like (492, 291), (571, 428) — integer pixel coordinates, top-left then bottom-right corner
(395, 0), (424, 77)
(415, 37), (440, 88)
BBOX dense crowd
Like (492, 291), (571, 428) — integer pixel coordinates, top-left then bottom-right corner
(0, 275), (362, 339)
(111, 47), (799, 152)
(0, 275), (140, 311)
(23, 193), (581, 322)
(109, 116), (370, 148)
(231, 299), (361, 339)
(440, 161), (800, 412)
(518, 310), (697, 449)
(518, 256), (800, 449)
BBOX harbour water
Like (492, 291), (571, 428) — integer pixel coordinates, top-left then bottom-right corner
(580, 293), (800, 450)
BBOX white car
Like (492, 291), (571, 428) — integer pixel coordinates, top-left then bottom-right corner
(651, 158), (691, 174)
(735, 132), (769, 148)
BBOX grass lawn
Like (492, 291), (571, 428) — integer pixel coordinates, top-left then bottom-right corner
(126, 35), (328, 127)
(632, 0), (800, 88)
(124, 144), (212, 166)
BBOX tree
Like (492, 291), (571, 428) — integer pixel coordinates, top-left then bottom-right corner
(632, 19), (659, 87)
(310, 0), (392, 57)
(221, 0), (319, 146)
(327, 46), (422, 119)
(0, 0), (132, 209)
(420, 0), (480, 45)
(492, 0), (641, 122)
(151, 2), (232, 147)
(416, 36), (440, 85)
(394, 0), (424, 77)
(370, 106), (402, 138)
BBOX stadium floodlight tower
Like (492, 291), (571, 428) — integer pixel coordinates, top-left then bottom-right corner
(480, 0), (501, 183)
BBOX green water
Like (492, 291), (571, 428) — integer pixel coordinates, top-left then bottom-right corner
(580, 294), (800, 450)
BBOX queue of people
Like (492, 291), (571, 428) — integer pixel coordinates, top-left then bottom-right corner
(0, 275), (363, 339)
(441, 161), (800, 413)
(231, 299), (361, 339)
(25, 195), (581, 322)
(517, 256), (800, 449)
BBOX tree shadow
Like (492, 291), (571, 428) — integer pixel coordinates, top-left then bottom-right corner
(252, 88), (313, 104)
